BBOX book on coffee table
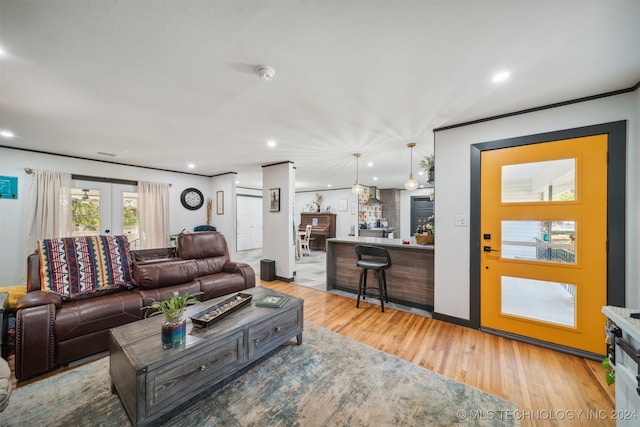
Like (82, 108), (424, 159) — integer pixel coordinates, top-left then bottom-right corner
(255, 294), (290, 308)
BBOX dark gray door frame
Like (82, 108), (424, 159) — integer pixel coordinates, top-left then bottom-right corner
(469, 121), (627, 329)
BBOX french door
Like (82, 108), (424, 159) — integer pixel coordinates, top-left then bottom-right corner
(71, 180), (140, 248)
(480, 135), (607, 355)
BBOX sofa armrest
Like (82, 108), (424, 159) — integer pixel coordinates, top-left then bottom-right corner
(222, 262), (256, 289)
(16, 291), (62, 310)
(15, 303), (56, 380)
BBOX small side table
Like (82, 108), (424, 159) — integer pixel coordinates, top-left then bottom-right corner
(0, 293), (7, 358)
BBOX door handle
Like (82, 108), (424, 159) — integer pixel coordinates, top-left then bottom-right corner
(483, 246), (500, 252)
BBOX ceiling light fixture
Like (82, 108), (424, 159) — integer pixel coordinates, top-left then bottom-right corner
(352, 153), (364, 195)
(0, 129), (15, 138)
(404, 142), (419, 191)
(492, 71), (510, 83)
(256, 65), (275, 82)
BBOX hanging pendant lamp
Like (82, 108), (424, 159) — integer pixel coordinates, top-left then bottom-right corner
(404, 143), (419, 191)
(352, 153), (364, 195)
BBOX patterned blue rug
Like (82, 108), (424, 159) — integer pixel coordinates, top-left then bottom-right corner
(2, 323), (518, 426)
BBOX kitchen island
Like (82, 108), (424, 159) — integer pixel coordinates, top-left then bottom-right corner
(326, 237), (434, 310)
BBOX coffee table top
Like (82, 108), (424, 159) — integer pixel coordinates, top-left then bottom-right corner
(110, 286), (302, 371)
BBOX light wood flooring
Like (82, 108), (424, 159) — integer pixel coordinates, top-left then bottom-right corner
(8, 278), (616, 426)
(261, 279), (616, 427)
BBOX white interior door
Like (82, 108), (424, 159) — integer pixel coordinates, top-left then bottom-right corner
(237, 195), (263, 250)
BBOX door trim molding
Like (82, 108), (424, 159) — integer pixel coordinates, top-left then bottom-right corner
(469, 120), (627, 329)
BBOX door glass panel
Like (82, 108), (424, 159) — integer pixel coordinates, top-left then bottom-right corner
(71, 188), (100, 236)
(502, 158), (575, 203)
(501, 220), (576, 264)
(123, 192), (140, 249)
(501, 276), (576, 327)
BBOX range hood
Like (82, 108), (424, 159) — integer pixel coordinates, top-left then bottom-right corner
(367, 186), (383, 205)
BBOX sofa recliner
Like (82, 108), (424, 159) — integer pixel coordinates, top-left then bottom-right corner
(15, 231), (255, 380)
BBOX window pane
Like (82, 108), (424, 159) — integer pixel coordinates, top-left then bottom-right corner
(501, 220), (576, 264)
(123, 192), (140, 249)
(71, 188), (100, 236)
(502, 158), (575, 203)
(501, 276), (576, 328)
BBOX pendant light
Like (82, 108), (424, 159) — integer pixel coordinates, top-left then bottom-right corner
(404, 142), (419, 191)
(351, 153), (364, 195)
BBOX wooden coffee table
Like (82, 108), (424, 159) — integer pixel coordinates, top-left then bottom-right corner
(109, 286), (303, 426)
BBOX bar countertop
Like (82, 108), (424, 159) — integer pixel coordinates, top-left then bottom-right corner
(327, 236), (434, 250)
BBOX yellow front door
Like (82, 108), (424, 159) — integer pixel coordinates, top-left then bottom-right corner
(480, 135), (607, 355)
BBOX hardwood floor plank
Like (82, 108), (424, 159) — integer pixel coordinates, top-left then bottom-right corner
(261, 280), (616, 426)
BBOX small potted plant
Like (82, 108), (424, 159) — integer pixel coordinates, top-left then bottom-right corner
(420, 154), (435, 182)
(142, 291), (202, 348)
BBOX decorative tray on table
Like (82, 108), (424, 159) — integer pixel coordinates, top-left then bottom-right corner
(190, 293), (253, 328)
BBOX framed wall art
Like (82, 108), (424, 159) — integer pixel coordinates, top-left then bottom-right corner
(0, 176), (18, 199)
(216, 191), (224, 215)
(269, 188), (280, 212)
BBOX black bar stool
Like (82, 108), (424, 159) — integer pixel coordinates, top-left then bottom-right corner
(355, 245), (392, 312)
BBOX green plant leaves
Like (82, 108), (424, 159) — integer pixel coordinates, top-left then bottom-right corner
(141, 290), (203, 319)
(601, 357), (615, 385)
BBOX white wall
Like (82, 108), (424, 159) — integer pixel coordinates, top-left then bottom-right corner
(0, 147), (217, 286)
(262, 162), (296, 280)
(209, 173), (238, 257)
(434, 91), (640, 321)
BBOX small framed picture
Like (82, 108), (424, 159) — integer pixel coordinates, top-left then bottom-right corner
(302, 204), (310, 213)
(339, 199), (348, 212)
(269, 188), (280, 212)
(216, 191), (224, 215)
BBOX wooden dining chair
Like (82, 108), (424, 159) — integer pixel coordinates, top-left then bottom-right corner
(300, 224), (313, 256)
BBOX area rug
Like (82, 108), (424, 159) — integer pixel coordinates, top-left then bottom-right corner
(2, 323), (518, 426)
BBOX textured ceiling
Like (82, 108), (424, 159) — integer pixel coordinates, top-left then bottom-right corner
(1, 0), (639, 191)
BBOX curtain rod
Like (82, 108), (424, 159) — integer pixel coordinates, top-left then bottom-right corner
(23, 168), (171, 186)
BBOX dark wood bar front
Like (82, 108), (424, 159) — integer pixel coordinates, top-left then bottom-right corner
(326, 237), (434, 310)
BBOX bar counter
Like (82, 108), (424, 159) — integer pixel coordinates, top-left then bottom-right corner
(326, 237), (434, 310)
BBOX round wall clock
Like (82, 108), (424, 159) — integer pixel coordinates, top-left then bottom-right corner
(180, 187), (204, 210)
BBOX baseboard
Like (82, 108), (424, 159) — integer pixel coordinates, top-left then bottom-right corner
(432, 311), (472, 328)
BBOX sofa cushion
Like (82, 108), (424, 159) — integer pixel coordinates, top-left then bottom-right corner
(197, 273), (247, 300)
(53, 291), (142, 342)
(38, 235), (133, 300)
(177, 232), (229, 260)
(133, 260), (199, 289)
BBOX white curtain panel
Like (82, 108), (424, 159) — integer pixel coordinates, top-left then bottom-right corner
(25, 169), (72, 255)
(138, 180), (170, 249)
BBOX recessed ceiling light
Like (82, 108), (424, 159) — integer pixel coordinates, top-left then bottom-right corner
(267, 140), (276, 147)
(235, 180), (240, 185)
(327, 184), (332, 188)
(492, 71), (510, 83)
(367, 162), (374, 167)
(0, 129), (15, 138)
(373, 176), (378, 181)
(0, 46), (6, 57)
(187, 163), (195, 169)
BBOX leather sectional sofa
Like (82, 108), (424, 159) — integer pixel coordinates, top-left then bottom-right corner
(15, 231), (255, 380)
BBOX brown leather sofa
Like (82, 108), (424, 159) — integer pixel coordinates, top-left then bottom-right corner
(15, 231), (255, 380)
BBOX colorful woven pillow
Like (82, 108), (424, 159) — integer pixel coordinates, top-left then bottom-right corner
(38, 235), (133, 300)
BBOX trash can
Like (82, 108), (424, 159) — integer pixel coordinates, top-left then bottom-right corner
(260, 259), (275, 282)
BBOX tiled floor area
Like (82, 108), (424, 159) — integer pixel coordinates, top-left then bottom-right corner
(235, 248), (432, 317)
